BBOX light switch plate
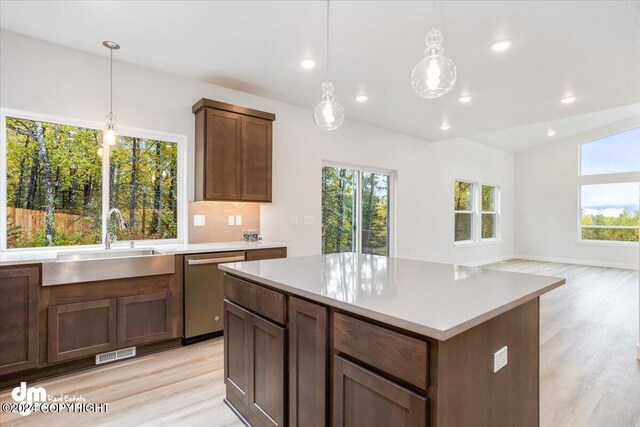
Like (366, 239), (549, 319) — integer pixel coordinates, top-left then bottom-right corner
(228, 215), (235, 226)
(303, 215), (313, 225)
(290, 215), (299, 225)
(193, 215), (205, 227)
(235, 215), (242, 226)
(494, 346), (508, 372)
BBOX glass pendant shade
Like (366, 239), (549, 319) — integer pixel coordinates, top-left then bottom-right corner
(314, 81), (344, 131)
(104, 113), (117, 146)
(411, 28), (456, 98)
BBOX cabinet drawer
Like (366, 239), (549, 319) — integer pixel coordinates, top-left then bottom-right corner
(245, 247), (287, 261)
(333, 356), (428, 427)
(224, 275), (286, 325)
(333, 313), (429, 390)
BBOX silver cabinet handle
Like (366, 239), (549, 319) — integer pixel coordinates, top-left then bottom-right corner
(187, 256), (245, 265)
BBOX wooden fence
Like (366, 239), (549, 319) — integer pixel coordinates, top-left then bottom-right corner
(7, 207), (88, 238)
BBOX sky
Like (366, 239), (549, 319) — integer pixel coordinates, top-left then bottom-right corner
(581, 127), (640, 175)
(581, 182), (639, 215)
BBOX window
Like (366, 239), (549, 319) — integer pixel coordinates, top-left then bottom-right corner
(580, 127), (640, 176)
(2, 112), (184, 249)
(580, 183), (639, 242)
(454, 181), (474, 242)
(578, 128), (639, 244)
(481, 185), (497, 239)
(454, 180), (500, 243)
(322, 165), (392, 256)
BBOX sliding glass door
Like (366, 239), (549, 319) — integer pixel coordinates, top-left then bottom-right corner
(322, 165), (391, 256)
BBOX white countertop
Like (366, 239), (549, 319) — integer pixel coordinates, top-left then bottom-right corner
(219, 253), (564, 341)
(0, 241), (287, 267)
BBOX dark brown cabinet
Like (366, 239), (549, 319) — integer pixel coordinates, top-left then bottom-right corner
(118, 292), (173, 346)
(47, 291), (175, 364)
(194, 98), (275, 203)
(249, 312), (286, 426)
(288, 297), (327, 427)
(48, 298), (117, 363)
(0, 266), (40, 375)
(333, 356), (428, 427)
(224, 299), (286, 427)
(245, 247), (287, 262)
(224, 300), (252, 407)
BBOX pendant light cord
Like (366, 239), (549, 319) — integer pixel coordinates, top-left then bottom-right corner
(109, 48), (113, 115)
(326, 0), (330, 82)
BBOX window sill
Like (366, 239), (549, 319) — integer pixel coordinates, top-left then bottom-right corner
(576, 240), (639, 248)
(454, 239), (501, 248)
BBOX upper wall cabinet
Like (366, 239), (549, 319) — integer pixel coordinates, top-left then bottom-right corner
(193, 99), (275, 202)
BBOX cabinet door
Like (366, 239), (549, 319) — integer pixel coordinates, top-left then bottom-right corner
(48, 299), (117, 363)
(241, 116), (272, 202)
(249, 313), (286, 427)
(333, 356), (428, 427)
(0, 266), (39, 375)
(117, 292), (173, 346)
(204, 108), (243, 200)
(289, 297), (327, 427)
(224, 300), (252, 406)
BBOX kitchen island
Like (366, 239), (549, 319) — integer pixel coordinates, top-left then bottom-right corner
(220, 253), (564, 427)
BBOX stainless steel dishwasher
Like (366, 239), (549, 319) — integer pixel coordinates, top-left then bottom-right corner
(184, 251), (245, 342)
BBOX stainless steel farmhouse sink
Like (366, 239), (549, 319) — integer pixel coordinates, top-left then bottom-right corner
(42, 248), (175, 286)
(55, 248), (159, 261)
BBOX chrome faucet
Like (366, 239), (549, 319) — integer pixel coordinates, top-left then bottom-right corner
(105, 208), (127, 249)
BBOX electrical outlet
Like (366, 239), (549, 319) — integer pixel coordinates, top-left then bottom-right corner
(228, 215), (235, 226)
(235, 215), (242, 226)
(303, 215), (313, 225)
(290, 215), (299, 225)
(494, 346), (508, 373)
(193, 215), (205, 227)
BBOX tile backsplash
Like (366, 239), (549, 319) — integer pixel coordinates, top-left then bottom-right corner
(188, 201), (260, 243)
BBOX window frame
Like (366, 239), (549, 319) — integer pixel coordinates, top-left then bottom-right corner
(577, 129), (640, 246)
(453, 179), (475, 244)
(480, 183), (500, 241)
(321, 161), (396, 257)
(453, 179), (501, 247)
(0, 108), (188, 251)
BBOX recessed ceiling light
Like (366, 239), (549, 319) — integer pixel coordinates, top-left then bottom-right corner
(458, 95), (472, 103)
(491, 40), (513, 52)
(355, 95), (368, 103)
(299, 59), (316, 69)
(560, 96), (576, 104)
(547, 130), (556, 137)
(440, 123), (451, 130)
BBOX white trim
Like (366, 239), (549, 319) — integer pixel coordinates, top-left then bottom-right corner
(0, 108), (187, 251)
(576, 239), (639, 248)
(637, 343), (640, 361)
(462, 255), (513, 267)
(513, 254), (639, 271)
(454, 238), (501, 248)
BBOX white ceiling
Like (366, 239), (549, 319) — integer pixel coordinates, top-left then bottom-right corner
(1, 1), (639, 152)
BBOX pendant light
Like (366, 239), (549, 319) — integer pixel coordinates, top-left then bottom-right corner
(410, 2), (456, 98)
(313, 0), (344, 131)
(103, 41), (120, 145)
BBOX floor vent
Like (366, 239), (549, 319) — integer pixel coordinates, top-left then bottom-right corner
(95, 347), (136, 365)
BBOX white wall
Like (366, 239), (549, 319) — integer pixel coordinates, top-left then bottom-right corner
(0, 29), (514, 264)
(514, 117), (640, 270)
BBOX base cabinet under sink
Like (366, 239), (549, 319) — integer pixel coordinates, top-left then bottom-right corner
(47, 291), (173, 364)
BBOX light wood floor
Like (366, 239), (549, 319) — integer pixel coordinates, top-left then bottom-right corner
(1, 260), (638, 426)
